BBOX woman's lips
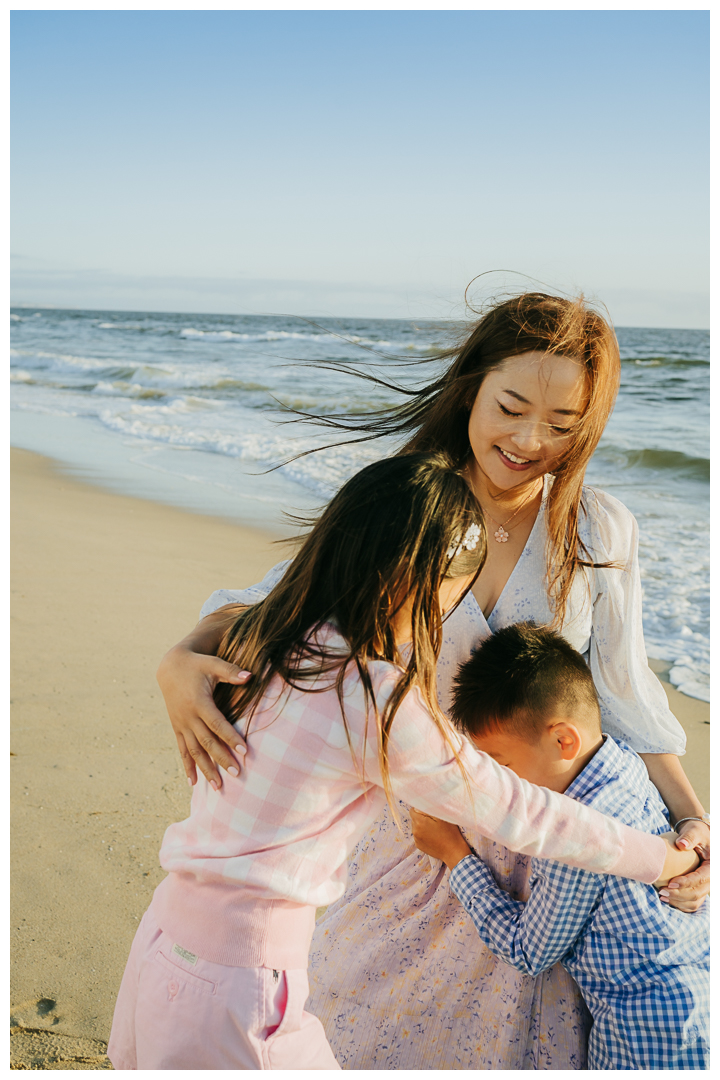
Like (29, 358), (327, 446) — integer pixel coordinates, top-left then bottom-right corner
(495, 446), (536, 471)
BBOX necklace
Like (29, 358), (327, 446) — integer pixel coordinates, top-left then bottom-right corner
(482, 481), (543, 544)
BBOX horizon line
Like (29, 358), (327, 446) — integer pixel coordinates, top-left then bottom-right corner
(9, 300), (710, 335)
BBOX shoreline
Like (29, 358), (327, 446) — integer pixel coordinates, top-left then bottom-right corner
(10, 447), (709, 1069)
(10, 407), (318, 538)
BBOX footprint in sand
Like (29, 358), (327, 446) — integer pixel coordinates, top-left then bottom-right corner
(10, 998), (111, 1070)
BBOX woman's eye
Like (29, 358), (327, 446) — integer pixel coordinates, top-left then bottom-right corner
(497, 400), (572, 434)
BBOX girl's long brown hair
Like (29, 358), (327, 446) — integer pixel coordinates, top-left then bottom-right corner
(214, 451), (485, 804)
(289, 292), (621, 626)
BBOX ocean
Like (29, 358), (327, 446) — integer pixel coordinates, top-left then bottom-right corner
(10, 307), (709, 702)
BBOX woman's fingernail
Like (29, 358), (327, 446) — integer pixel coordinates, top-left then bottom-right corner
(659, 888), (670, 897)
(227, 766), (239, 777)
(668, 882), (681, 890)
(210, 780), (219, 792)
(235, 744), (247, 755)
(660, 895), (669, 902)
(235, 671), (251, 682)
(676, 838), (689, 848)
(187, 777), (193, 787)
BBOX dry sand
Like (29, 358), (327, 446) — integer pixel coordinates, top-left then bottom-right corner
(10, 447), (710, 1070)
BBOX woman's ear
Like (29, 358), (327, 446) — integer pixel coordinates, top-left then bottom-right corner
(549, 721), (583, 761)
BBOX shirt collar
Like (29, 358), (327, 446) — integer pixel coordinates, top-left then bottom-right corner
(564, 734), (625, 802)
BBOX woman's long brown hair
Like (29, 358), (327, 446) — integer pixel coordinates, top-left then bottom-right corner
(288, 292), (621, 626)
(214, 451), (485, 804)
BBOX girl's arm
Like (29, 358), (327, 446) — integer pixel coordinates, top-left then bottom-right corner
(639, 753), (710, 913)
(372, 679), (682, 887)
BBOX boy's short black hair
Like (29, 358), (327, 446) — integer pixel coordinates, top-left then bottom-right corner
(451, 621), (602, 741)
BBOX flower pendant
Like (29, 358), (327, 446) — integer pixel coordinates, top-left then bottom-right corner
(494, 526), (509, 543)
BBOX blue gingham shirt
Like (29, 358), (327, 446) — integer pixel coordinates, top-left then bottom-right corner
(450, 737), (709, 1070)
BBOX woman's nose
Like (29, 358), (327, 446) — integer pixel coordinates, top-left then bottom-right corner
(510, 423), (544, 453)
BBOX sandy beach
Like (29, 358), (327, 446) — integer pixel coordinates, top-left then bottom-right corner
(10, 447), (710, 1070)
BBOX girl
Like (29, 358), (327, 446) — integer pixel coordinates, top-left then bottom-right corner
(158, 292), (709, 1069)
(109, 452), (685, 1071)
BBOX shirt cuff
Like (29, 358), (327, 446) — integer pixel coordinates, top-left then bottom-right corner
(448, 852), (497, 909)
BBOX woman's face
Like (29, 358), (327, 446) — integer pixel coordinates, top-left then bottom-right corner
(467, 351), (589, 493)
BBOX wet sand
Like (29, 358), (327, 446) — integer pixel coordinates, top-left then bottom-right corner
(10, 447), (709, 1069)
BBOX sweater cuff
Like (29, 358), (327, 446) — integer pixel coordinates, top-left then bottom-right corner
(607, 824), (665, 884)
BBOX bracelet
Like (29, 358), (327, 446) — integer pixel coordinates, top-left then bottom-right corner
(674, 815), (710, 832)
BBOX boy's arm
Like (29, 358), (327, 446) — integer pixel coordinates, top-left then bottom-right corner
(448, 854), (605, 977)
(409, 806), (605, 976)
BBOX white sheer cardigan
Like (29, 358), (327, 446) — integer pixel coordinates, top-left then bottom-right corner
(201, 481), (686, 757)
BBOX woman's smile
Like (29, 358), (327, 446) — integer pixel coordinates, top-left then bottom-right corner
(495, 446), (538, 471)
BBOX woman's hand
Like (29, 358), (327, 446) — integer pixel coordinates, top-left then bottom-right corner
(660, 820), (710, 913)
(409, 807), (472, 870)
(156, 607), (251, 789)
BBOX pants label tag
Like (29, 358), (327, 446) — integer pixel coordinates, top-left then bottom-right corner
(173, 943), (198, 965)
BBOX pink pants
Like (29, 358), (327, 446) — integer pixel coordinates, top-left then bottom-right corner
(107, 906), (340, 1070)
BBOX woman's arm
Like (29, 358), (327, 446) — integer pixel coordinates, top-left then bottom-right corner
(157, 606), (250, 789)
(584, 491), (709, 910)
(639, 753), (710, 912)
(640, 753), (705, 823)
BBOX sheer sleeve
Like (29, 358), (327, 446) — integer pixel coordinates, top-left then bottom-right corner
(199, 559), (292, 619)
(582, 489), (686, 755)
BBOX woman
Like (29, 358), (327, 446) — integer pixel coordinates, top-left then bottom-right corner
(159, 292), (709, 1069)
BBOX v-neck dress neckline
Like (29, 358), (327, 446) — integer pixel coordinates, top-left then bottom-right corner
(470, 479), (548, 630)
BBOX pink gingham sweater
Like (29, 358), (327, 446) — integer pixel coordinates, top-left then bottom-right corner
(154, 625), (665, 971)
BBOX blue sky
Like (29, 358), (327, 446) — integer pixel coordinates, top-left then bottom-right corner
(11, 9), (709, 326)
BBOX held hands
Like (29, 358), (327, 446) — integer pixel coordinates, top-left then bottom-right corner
(661, 820), (710, 913)
(409, 807), (473, 871)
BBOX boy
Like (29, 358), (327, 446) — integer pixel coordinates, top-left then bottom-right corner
(410, 622), (709, 1070)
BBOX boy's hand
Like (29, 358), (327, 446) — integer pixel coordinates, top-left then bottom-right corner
(654, 831), (702, 889)
(409, 807), (473, 870)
